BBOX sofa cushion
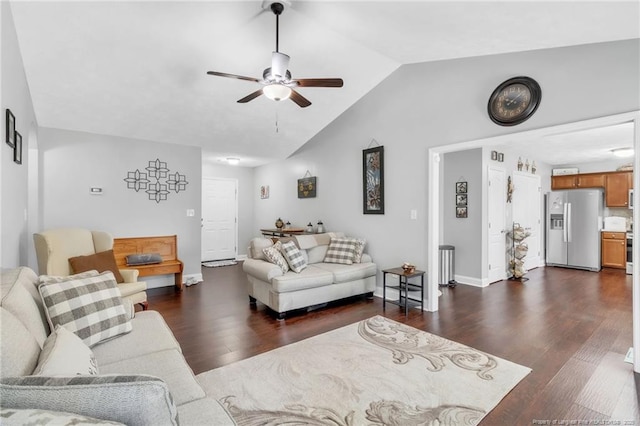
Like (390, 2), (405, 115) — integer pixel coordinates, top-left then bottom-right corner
(0, 307), (41, 377)
(312, 262), (378, 284)
(279, 240), (307, 273)
(68, 250), (124, 283)
(249, 237), (273, 260)
(0, 375), (178, 426)
(1, 268), (49, 348)
(99, 349), (205, 406)
(323, 238), (357, 265)
(262, 241), (289, 273)
(92, 310), (181, 366)
(33, 325), (98, 376)
(0, 408), (125, 425)
(270, 266), (334, 293)
(306, 245), (329, 264)
(39, 271), (132, 347)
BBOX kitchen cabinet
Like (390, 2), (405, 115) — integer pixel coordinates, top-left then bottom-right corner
(601, 231), (626, 269)
(551, 175), (578, 190)
(605, 172), (631, 207)
(629, 171), (634, 189)
(577, 173), (605, 188)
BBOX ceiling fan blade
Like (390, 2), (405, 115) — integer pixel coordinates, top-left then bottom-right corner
(294, 78), (344, 88)
(237, 89), (264, 103)
(207, 71), (261, 83)
(289, 89), (311, 108)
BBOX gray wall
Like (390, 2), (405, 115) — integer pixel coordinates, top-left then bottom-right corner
(1, 2), (38, 269)
(253, 39), (640, 291)
(202, 158), (254, 257)
(38, 127), (202, 287)
(442, 149), (482, 280)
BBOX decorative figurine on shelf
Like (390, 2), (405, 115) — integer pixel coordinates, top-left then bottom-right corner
(316, 220), (324, 233)
(517, 157), (523, 171)
(306, 222), (314, 233)
(525, 159), (530, 171)
(285, 221), (291, 229)
(275, 218), (284, 229)
(531, 161), (537, 174)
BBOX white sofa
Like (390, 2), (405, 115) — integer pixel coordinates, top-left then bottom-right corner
(0, 267), (235, 425)
(243, 233), (377, 319)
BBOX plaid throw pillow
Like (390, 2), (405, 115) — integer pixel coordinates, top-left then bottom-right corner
(39, 271), (132, 348)
(262, 241), (290, 273)
(324, 238), (357, 265)
(279, 240), (307, 273)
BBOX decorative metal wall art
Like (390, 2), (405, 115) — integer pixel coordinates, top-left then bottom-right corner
(363, 145), (384, 214)
(124, 158), (189, 203)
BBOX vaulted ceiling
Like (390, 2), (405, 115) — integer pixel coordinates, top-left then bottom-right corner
(10, 1), (640, 167)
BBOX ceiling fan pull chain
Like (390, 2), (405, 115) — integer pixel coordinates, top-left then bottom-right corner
(275, 108), (279, 133)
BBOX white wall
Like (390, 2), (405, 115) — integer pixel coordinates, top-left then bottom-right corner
(253, 39), (639, 296)
(202, 158), (254, 257)
(442, 149), (482, 280)
(38, 127), (202, 287)
(1, 2), (38, 268)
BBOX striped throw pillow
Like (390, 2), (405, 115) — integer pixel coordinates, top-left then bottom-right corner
(38, 271), (132, 348)
(280, 240), (307, 273)
(323, 238), (357, 265)
(262, 241), (290, 273)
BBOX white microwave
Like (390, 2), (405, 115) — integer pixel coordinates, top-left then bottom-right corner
(631, 189), (634, 209)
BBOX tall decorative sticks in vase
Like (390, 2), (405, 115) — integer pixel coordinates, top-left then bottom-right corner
(509, 222), (531, 281)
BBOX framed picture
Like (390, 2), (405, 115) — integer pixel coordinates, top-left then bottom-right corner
(14, 131), (22, 165)
(456, 194), (468, 206)
(363, 146), (384, 214)
(456, 206), (468, 218)
(455, 181), (467, 194)
(6, 109), (15, 148)
(498, 153), (504, 162)
(491, 150), (498, 161)
(297, 176), (316, 198)
(260, 185), (269, 199)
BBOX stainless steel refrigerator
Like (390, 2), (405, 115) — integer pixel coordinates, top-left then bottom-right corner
(546, 189), (603, 271)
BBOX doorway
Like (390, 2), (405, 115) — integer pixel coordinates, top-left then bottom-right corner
(488, 167), (507, 283)
(201, 177), (238, 262)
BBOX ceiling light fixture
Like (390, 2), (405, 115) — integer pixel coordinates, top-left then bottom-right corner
(610, 148), (634, 158)
(226, 157), (240, 165)
(262, 84), (291, 101)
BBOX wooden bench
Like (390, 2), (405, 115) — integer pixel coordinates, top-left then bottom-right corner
(113, 235), (184, 291)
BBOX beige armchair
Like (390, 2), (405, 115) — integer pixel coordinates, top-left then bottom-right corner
(33, 228), (148, 309)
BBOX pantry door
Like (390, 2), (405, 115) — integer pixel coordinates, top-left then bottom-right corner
(202, 178), (237, 261)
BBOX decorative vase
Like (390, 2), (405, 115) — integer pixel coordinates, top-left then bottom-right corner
(531, 161), (537, 174)
(285, 221), (291, 229)
(525, 159), (530, 171)
(316, 220), (324, 233)
(275, 218), (284, 229)
(306, 222), (313, 233)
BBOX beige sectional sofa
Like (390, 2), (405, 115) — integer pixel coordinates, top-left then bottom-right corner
(243, 233), (377, 319)
(0, 267), (235, 425)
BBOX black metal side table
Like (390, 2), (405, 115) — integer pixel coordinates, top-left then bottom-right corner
(382, 267), (425, 315)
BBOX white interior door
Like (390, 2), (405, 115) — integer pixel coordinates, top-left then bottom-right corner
(488, 167), (507, 283)
(202, 178), (238, 262)
(512, 171), (542, 270)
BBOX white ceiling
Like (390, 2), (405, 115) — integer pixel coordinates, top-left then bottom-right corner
(10, 1), (640, 167)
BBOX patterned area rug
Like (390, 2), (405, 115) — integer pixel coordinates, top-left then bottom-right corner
(202, 260), (237, 268)
(197, 315), (531, 425)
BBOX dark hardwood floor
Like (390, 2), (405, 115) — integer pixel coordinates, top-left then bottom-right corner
(147, 263), (639, 425)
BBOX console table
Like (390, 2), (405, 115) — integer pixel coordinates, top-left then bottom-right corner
(260, 228), (310, 238)
(382, 267), (425, 315)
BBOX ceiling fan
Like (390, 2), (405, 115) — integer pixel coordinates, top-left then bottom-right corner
(207, 1), (343, 108)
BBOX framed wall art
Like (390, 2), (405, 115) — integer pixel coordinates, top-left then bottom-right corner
(6, 109), (15, 148)
(456, 206), (468, 218)
(455, 181), (467, 194)
(13, 131), (22, 165)
(260, 185), (270, 199)
(297, 175), (316, 198)
(363, 146), (384, 214)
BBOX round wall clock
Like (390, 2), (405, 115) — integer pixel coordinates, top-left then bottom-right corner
(487, 76), (541, 126)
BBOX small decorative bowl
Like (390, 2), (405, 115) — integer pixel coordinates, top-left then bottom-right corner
(402, 263), (416, 274)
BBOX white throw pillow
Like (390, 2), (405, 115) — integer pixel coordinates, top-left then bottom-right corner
(33, 324), (98, 376)
(39, 271), (132, 347)
(279, 240), (308, 273)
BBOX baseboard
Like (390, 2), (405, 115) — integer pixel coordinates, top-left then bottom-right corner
(184, 273), (203, 286)
(454, 275), (488, 288)
(236, 254), (248, 261)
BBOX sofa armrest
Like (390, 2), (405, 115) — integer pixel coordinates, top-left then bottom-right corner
(1, 375), (178, 426)
(119, 269), (139, 283)
(242, 258), (283, 283)
(360, 253), (373, 264)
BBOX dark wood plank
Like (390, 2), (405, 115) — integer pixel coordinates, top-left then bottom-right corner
(147, 263), (637, 424)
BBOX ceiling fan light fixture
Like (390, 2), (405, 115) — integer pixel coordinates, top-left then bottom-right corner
(611, 147), (634, 157)
(263, 83), (291, 101)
